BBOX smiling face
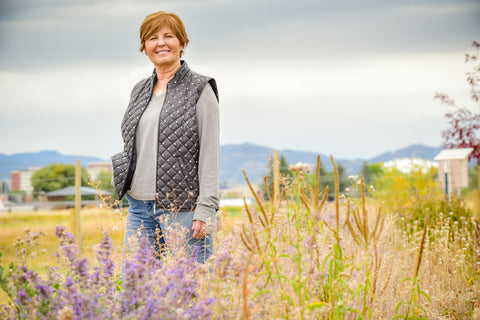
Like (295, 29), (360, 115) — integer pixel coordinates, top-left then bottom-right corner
(144, 26), (183, 69)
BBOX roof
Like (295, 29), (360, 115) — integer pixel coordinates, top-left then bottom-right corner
(433, 148), (474, 161)
(46, 186), (112, 197)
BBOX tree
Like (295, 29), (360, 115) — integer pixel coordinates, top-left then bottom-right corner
(436, 41), (480, 163)
(360, 162), (384, 186)
(0, 181), (9, 194)
(305, 160), (347, 200)
(94, 170), (114, 193)
(93, 170), (118, 200)
(260, 154), (292, 199)
(305, 157), (326, 193)
(31, 163), (89, 196)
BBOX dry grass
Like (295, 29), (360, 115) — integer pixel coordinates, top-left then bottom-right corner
(0, 208), (126, 271)
(1, 168), (479, 319)
(198, 158), (480, 319)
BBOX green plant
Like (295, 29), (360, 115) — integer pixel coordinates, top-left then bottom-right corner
(344, 176), (384, 319)
(394, 215), (431, 319)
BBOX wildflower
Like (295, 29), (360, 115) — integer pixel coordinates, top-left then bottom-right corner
(58, 306), (74, 320)
(113, 226), (119, 232)
(75, 258), (89, 277)
(15, 288), (31, 307)
(289, 162), (311, 173)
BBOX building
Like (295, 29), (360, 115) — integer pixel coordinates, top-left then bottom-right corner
(11, 167), (41, 194)
(87, 162), (112, 181)
(434, 148), (473, 195)
(10, 167), (41, 201)
(383, 157), (438, 174)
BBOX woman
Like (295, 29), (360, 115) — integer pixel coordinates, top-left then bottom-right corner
(111, 11), (220, 263)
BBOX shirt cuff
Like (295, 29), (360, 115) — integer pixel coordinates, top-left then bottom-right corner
(193, 196), (219, 223)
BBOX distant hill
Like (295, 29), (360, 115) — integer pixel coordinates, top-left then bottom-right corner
(0, 151), (104, 181)
(368, 144), (443, 164)
(220, 143), (362, 185)
(0, 143), (444, 187)
(220, 143), (443, 186)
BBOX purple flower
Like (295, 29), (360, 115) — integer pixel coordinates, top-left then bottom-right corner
(75, 258), (89, 277)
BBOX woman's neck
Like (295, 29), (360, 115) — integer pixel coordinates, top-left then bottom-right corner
(153, 61), (181, 94)
(155, 60), (181, 80)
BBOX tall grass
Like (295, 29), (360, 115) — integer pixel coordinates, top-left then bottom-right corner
(0, 157), (479, 319)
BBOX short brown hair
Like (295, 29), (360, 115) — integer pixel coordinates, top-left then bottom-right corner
(139, 11), (189, 57)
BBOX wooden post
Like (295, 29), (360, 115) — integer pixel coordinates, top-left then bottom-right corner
(73, 160), (82, 253)
(273, 150), (280, 208)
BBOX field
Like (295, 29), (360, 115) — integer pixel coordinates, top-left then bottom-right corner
(0, 205), (244, 273)
(0, 164), (479, 319)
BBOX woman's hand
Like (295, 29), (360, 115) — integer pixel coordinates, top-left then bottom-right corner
(192, 220), (207, 239)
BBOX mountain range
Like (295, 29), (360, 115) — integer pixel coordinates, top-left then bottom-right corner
(220, 143), (442, 186)
(0, 143), (443, 187)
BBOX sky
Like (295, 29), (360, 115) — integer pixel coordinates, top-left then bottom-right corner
(0, 0), (479, 160)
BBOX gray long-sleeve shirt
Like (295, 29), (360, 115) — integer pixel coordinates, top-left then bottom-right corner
(127, 84), (220, 223)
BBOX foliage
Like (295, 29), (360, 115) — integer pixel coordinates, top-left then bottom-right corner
(314, 163), (348, 199)
(1, 157), (479, 319)
(394, 214), (431, 320)
(468, 166), (478, 190)
(302, 160), (348, 200)
(7, 190), (26, 203)
(369, 165), (440, 210)
(0, 227), (213, 319)
(436, 41), (480, 163)
(0, 181), (9, 194)
(261, 155), (349, 201)
(260, 154), (292, 198)
(360, 162), (384, 187)
(94, 171), (114, 194)
(31, 163), (89, 196)
(403, 192), (477, 236)
(91, 170), (119, 202)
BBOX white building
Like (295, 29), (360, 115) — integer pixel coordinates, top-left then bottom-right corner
(383, 158), (438, 174)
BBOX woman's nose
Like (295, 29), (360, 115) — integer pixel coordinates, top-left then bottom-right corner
(157, 37), (166, 45)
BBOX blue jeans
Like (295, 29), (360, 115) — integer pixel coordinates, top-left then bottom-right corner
(124, 193), (214, 263)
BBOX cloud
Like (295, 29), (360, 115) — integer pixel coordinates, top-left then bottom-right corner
(0, 0), (478, 160)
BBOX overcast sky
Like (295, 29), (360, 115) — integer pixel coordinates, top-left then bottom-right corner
(0, 0), (479, 160)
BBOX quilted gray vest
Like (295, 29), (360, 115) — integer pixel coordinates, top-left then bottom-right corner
(111, 61), (218, 212)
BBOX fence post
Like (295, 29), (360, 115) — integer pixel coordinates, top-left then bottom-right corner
(273, 150), (280, 208)
(73, 160), (82, 253)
